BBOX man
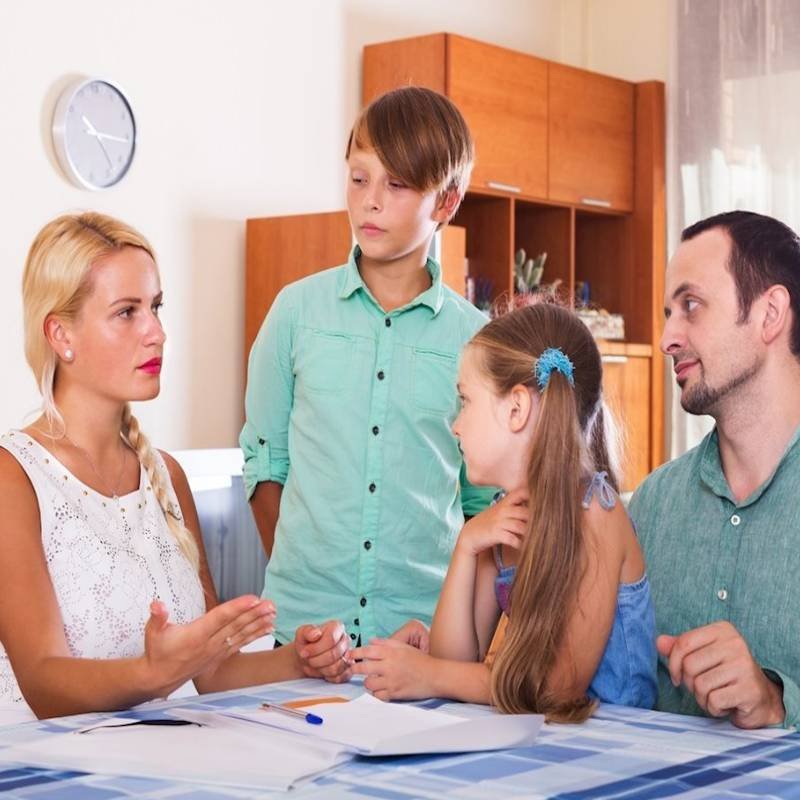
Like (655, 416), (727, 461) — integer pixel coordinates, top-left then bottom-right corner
(630, 210), (800, 729)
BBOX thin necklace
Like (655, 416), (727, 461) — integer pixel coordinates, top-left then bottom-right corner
(62, 433), (131, 500)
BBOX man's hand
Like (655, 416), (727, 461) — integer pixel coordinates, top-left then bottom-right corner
(294, 620), (352, 683)
(658, 621), (785, 729)
(389, 619), (430, 653)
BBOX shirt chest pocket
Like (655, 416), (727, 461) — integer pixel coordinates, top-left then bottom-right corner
(296, 330), (364, 395)
(412, 347), (459, 415)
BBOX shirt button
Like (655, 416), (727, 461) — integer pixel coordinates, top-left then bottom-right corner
(717, 588), (728, 601)
(385, 318), (392, 327)
(372, 426), (379, 436)
(377, 370), (385, 381)
(350, 633), (357, 641)
(258, 438), (265, 445)
(368, 482), (376, 493)
(730, 514), (741, 526)
(360, 597), (367, 607)
(354, 618), (360, 626)
(364, 540), (372, 550)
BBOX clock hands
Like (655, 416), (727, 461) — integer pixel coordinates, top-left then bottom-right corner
(81, 115), (129, 143)
(95, 131), (129, 143)
(81, 114), (128, 171)
(81, 114), (99, 136)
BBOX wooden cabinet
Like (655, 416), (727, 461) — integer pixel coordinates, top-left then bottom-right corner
(549, 64), (635, 211)
(599, 343), (652, 492)
(246, 35), (665, 491)
(364, 35), (634, 208)
(364, 34), (548, 198)
(245, 211), (352, 368)
(364, 37), (666, 487)
(362, 33), (446, 100)
(447, 36), (548, 197)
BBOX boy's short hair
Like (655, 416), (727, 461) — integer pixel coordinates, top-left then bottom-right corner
(346, 86), (474, 217)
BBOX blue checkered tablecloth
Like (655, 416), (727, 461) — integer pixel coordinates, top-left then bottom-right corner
(1, 678), (800, 798)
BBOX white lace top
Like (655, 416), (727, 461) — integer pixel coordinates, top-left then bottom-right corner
(0, 430), (205, 714)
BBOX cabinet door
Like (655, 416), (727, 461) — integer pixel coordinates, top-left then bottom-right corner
(447, 35), (548, 198)
(362, 34), (446, 104)
(549, 64), (634, 211)
(601, 354), (650, 493)
(245, 211), (351, 361)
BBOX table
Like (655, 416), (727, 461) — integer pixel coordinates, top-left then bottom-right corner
(1, 678), (799, 798)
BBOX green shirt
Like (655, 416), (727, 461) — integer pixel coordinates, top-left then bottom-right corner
(240, 247), (495, 644)
(629, 426), (800, 729)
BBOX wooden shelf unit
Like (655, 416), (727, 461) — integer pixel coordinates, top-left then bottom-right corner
(360, 33), (666, 491)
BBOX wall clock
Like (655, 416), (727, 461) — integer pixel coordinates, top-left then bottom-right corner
(52, 77), (136, 190)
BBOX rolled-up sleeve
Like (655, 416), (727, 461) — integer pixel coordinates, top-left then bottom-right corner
(459, 460), (497, 517)
(763, 667), (800, 731)
(240, 288), (295, 499)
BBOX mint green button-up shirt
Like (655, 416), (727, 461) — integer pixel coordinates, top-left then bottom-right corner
(629, 426), (800, 728)
(240, 248), (494, 644)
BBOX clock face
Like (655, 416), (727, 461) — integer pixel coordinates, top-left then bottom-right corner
(52, 78), (136, 190)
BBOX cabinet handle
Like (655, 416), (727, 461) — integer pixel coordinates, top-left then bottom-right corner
(581, 197), (612, 208)
(601, 355), (628, 364)
(487, 181), (521, 194)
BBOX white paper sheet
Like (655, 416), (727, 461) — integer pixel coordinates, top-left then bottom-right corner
(225, 693), (544, 756)
(4, 711), (349, 791)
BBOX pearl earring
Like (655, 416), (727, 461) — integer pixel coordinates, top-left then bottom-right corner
(64, 349), (74, 361)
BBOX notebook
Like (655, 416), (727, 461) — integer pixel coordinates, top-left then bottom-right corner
(223, 692), (544, 756)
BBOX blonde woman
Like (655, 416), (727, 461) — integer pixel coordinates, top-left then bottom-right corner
(0, 212), (350, 721)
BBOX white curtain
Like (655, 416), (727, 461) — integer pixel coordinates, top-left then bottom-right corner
(668, 0), (800, 457)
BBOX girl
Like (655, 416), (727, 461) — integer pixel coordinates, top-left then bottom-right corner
(0, 212), (350, 721)
(352, 302), (657, 721)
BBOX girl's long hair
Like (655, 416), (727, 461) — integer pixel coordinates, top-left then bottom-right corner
(472, 301), (620, 722)
(22, 212), (199, 571)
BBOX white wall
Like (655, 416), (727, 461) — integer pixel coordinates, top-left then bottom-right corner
(560, 0), (669, 82)
(0, 0), (665, 449)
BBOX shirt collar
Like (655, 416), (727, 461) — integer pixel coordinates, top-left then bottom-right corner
(337, 245), (445, 316)
(699, 423), (800, 507)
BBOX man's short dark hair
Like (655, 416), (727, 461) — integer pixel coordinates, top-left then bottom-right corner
(682, 211), (800, 357)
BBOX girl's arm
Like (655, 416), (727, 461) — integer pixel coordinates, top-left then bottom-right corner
(431, 489), (527, 662)
(162, 454), (351, 692)
(429, 545), (499, 662)
(0, 451), (273, 719)
(545, 498), (631, 699)
(350, 638), (492, 704)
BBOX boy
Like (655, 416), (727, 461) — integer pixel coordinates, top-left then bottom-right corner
(241, 87), (494, 647)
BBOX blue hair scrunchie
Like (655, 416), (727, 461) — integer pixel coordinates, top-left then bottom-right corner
(534, 348), (575, 390)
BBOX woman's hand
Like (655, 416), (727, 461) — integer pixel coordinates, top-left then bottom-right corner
(143, 594), (275, 695)
(350, 638), (437, 701)
(457, 488), (529, 557)
(294, 620), (353, 683)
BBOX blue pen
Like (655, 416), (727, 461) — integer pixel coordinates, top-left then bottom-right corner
(261, 702), (323, 725)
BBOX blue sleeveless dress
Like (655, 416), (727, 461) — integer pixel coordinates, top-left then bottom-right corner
(493, 472), (657, 708)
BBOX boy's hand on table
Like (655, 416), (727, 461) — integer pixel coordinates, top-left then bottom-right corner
(389, 619), (430, 653)
(350, 638), (435, 700)
(294, 620), (353, 683)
